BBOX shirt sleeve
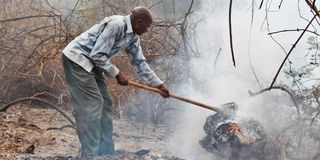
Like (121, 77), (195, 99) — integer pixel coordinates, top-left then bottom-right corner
(125, 37), (163, 87)
(88, 22), (120, 77)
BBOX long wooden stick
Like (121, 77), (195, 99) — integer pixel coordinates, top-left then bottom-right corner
(128, 81), (223, 113)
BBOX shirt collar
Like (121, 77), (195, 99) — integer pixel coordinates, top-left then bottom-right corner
(125, 15), (133, 34)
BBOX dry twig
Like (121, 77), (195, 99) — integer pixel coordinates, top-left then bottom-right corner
(269, 15), (317, 89)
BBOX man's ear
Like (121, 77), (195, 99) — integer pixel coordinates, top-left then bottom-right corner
(137, 19), (143, 24)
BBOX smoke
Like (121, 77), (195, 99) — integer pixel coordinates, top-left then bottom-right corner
(165, 1), (320, 160)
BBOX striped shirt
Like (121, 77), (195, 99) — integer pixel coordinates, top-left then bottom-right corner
(63, 15), (163, 87)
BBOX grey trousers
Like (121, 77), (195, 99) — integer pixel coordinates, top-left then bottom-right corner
(62, 54), (115, 156)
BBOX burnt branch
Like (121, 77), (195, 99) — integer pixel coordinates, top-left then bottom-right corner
(229, 0), (236, 67)
(248, 86), (300, 117)
(259, 0), (264, 9)
(279, 0), (284, 9)
(0, 97), (75, 126)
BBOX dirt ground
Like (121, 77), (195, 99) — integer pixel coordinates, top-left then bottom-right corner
(0, 103), (171, 159)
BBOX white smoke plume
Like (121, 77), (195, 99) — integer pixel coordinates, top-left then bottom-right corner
(165, 1), (320, 160)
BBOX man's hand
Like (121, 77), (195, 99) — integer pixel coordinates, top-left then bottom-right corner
(116, 72), (128, 86)
(157, 84), (170, 98)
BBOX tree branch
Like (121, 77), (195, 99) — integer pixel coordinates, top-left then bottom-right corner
(268, 28), (320, 36)
(229, 0), (236, 67)
(269, 15), (317, 89)
(259, 0), (264, 9)
(0, 97), (75, 126)
(305, 0), (320, 18)
(0, 15), (60, 23)
(248, 86), (300, 117)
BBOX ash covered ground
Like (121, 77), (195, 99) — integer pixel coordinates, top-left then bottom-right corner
(0, 103), (182, 160)
(1, 102), (320, 160)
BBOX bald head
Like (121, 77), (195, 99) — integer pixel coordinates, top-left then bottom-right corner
(130, 6), (153, 36)
(131, 6), (153, 23)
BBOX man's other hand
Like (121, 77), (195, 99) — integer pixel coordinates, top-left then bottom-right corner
(157, 84), (170, 98)
(116, 72), (128, 86)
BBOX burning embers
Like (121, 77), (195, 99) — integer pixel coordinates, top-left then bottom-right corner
(228, 122), (240, 133)
(214, 122), (241, 144)
(200, 103), (278, 159)
(212, 121), (258, 146)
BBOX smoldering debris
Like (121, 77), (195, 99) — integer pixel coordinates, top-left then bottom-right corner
(15, 150), (185, 160)
(199, 101), (320, 160)
(199, 103), (278, 160)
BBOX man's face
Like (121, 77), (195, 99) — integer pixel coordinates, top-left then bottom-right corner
(133, 19), (152, 36)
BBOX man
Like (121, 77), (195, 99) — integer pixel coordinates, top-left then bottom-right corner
(61, 6), (170, 156)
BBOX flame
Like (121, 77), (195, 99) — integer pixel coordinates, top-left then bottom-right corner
(228, 122), (240, 133)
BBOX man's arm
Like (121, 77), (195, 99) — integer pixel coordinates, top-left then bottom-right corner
(125, 37), (169, 98)
(125, 37), (162, 86)
(88, 22), (120, 77)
